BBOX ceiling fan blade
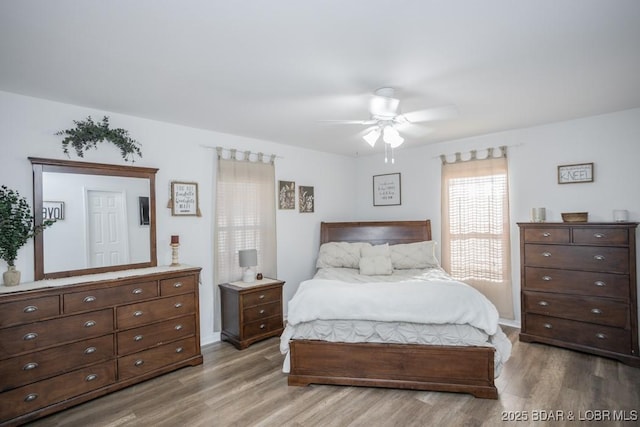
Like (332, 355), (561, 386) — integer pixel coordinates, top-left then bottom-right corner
(395, 122), (434, 138)
(318, 119), (378, 125)
(399, 105), (458, 123)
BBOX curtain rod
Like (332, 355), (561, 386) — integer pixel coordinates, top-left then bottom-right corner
(436, 142), (522, 163)
(199, 144), (284, 162)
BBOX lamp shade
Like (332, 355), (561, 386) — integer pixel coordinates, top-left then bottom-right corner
(363, 128), (381, 147)
(238, 249), (257, 267)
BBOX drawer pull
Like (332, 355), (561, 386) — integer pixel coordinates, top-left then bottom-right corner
(173, 282), (183, 288)
(24, 393), (38, 402)
(23, 362), (39, 371)
(259, 294), (265, 300)
(259, 309), (265, 314)
(133, 310), (144, 317)
(84, 346), (97, 354)
(176, 347), (184, 353)
(542, 252), (552, 257)
(593, 255), (605, 261)
(542, 275), (552, 281)
(594, 281), (606, 287)
(84, 320), (96, 328)
(175, 324), (183, 331)
(174, 303), (183, 308)
(596, 333), (607, 340)
(134, 360), (144, 367)
(83, 296), (96, 303)
(85, 374), (98, 382)
(23, 332), (38, 341)
(593, 233), (605, 238)
(134, 335), (144, 342)
(537, 301), (549, 307)
(260, 323), (266, 329)
(132, 288), (143, 295)
(542, 232), (551, 237)
(23, 305), (38, 313)
(591, 308), (602, 314)
(543, 323), (553, 329)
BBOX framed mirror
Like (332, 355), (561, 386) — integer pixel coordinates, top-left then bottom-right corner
(30, 157), (158, 280)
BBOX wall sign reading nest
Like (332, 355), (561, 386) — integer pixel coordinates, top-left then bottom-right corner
(557, 162), (594, 184)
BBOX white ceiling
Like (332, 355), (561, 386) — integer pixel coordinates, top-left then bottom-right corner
(1, 0), (640, 156)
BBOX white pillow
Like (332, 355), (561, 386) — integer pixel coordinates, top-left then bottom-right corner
(361, 243), (389, 257)
(389, 241), (439, 269)
(316, 242), (371, 269)
(359, 255), (393, 276)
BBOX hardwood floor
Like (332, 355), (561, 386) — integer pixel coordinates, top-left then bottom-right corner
(29, 327), (640, 427)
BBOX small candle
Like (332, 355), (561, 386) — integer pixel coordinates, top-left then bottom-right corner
(171, 235), (179, 244)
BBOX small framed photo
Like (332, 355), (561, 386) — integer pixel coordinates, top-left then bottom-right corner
(373, 173), (401, 206)
(171, 181), (199, 216)
(278, 180), (295, 209)
(558, 163), (594, 184)
(299, 185), (314, 213)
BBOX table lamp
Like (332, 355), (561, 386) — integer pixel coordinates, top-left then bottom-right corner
(239, 249), (257, 283)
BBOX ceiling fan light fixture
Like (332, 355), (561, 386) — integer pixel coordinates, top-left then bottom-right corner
(383, 125), (404, 148)
(370, 96), (400, 118)
(363, 128), (381, 147)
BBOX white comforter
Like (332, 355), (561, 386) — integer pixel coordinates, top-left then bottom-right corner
(286, 278), (499, 335)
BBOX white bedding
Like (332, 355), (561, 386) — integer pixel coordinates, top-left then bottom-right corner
(280, 267), (512, 377)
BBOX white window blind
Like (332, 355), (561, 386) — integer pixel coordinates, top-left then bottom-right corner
(441, 153), (514, 319)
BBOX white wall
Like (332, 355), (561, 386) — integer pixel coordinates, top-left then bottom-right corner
(0, 91), (356, 344)
(3, 89), (638, 337)
(355, 108), (640, 324)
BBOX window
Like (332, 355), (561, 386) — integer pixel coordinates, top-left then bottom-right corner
(215, 154), (277, 284)
(441, 150), (513, 319)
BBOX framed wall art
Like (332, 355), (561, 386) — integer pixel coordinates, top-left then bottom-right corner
(557, 162), (594, 184)
(278, 180), (295, 209)
(171, 181), (199, 216)
(373, 173), (401, 206)
(299, 185), (314, 213)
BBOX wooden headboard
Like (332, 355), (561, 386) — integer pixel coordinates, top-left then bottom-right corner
(320, 220), (432, 245)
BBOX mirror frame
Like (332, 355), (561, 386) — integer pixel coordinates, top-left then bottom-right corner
(30, 157), (158, 280)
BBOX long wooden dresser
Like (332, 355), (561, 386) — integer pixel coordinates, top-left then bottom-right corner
(518, 222), (639, 367)
(0, 266), (203, 426)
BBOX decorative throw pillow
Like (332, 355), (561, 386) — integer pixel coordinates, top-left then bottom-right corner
(389, 241), (439, 269)
(359, 255), (393, 275)
(316, 242), (371, 269)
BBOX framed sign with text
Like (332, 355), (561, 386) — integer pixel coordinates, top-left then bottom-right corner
(557, 162), (594, 184)
(171, 181), (199, 216)
(373, 173), (401, 206)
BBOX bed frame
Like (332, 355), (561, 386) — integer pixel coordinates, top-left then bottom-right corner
(287, 220), (498, 399)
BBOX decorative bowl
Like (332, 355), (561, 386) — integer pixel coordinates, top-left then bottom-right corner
(561, 212), (588, 222)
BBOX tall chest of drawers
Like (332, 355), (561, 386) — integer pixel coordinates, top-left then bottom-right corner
(518, 222), (639, 366)
(0, 266), (202, 426)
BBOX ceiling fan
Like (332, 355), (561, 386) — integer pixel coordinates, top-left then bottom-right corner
(323, 87), (457, 162)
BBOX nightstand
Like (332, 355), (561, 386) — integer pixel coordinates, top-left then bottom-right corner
(219, 278), (285, 349)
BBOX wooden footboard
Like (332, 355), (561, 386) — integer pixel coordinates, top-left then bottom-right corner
(288, 340), (498, 399)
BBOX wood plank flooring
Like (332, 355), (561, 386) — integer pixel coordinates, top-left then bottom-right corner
(29, 327), (640, 426)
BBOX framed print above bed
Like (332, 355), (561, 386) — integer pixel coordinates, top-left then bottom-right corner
(373, 173), (401, 206)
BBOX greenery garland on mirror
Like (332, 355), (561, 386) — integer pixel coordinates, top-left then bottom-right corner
(56, 116), (142, 162)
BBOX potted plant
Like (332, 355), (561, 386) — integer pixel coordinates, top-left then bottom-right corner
(0, 185), (55, 286)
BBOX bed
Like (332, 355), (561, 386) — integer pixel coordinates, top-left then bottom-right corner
(280, 220), (511, 399)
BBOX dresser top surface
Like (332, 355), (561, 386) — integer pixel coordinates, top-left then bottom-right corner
(0, 265), (200, 295)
